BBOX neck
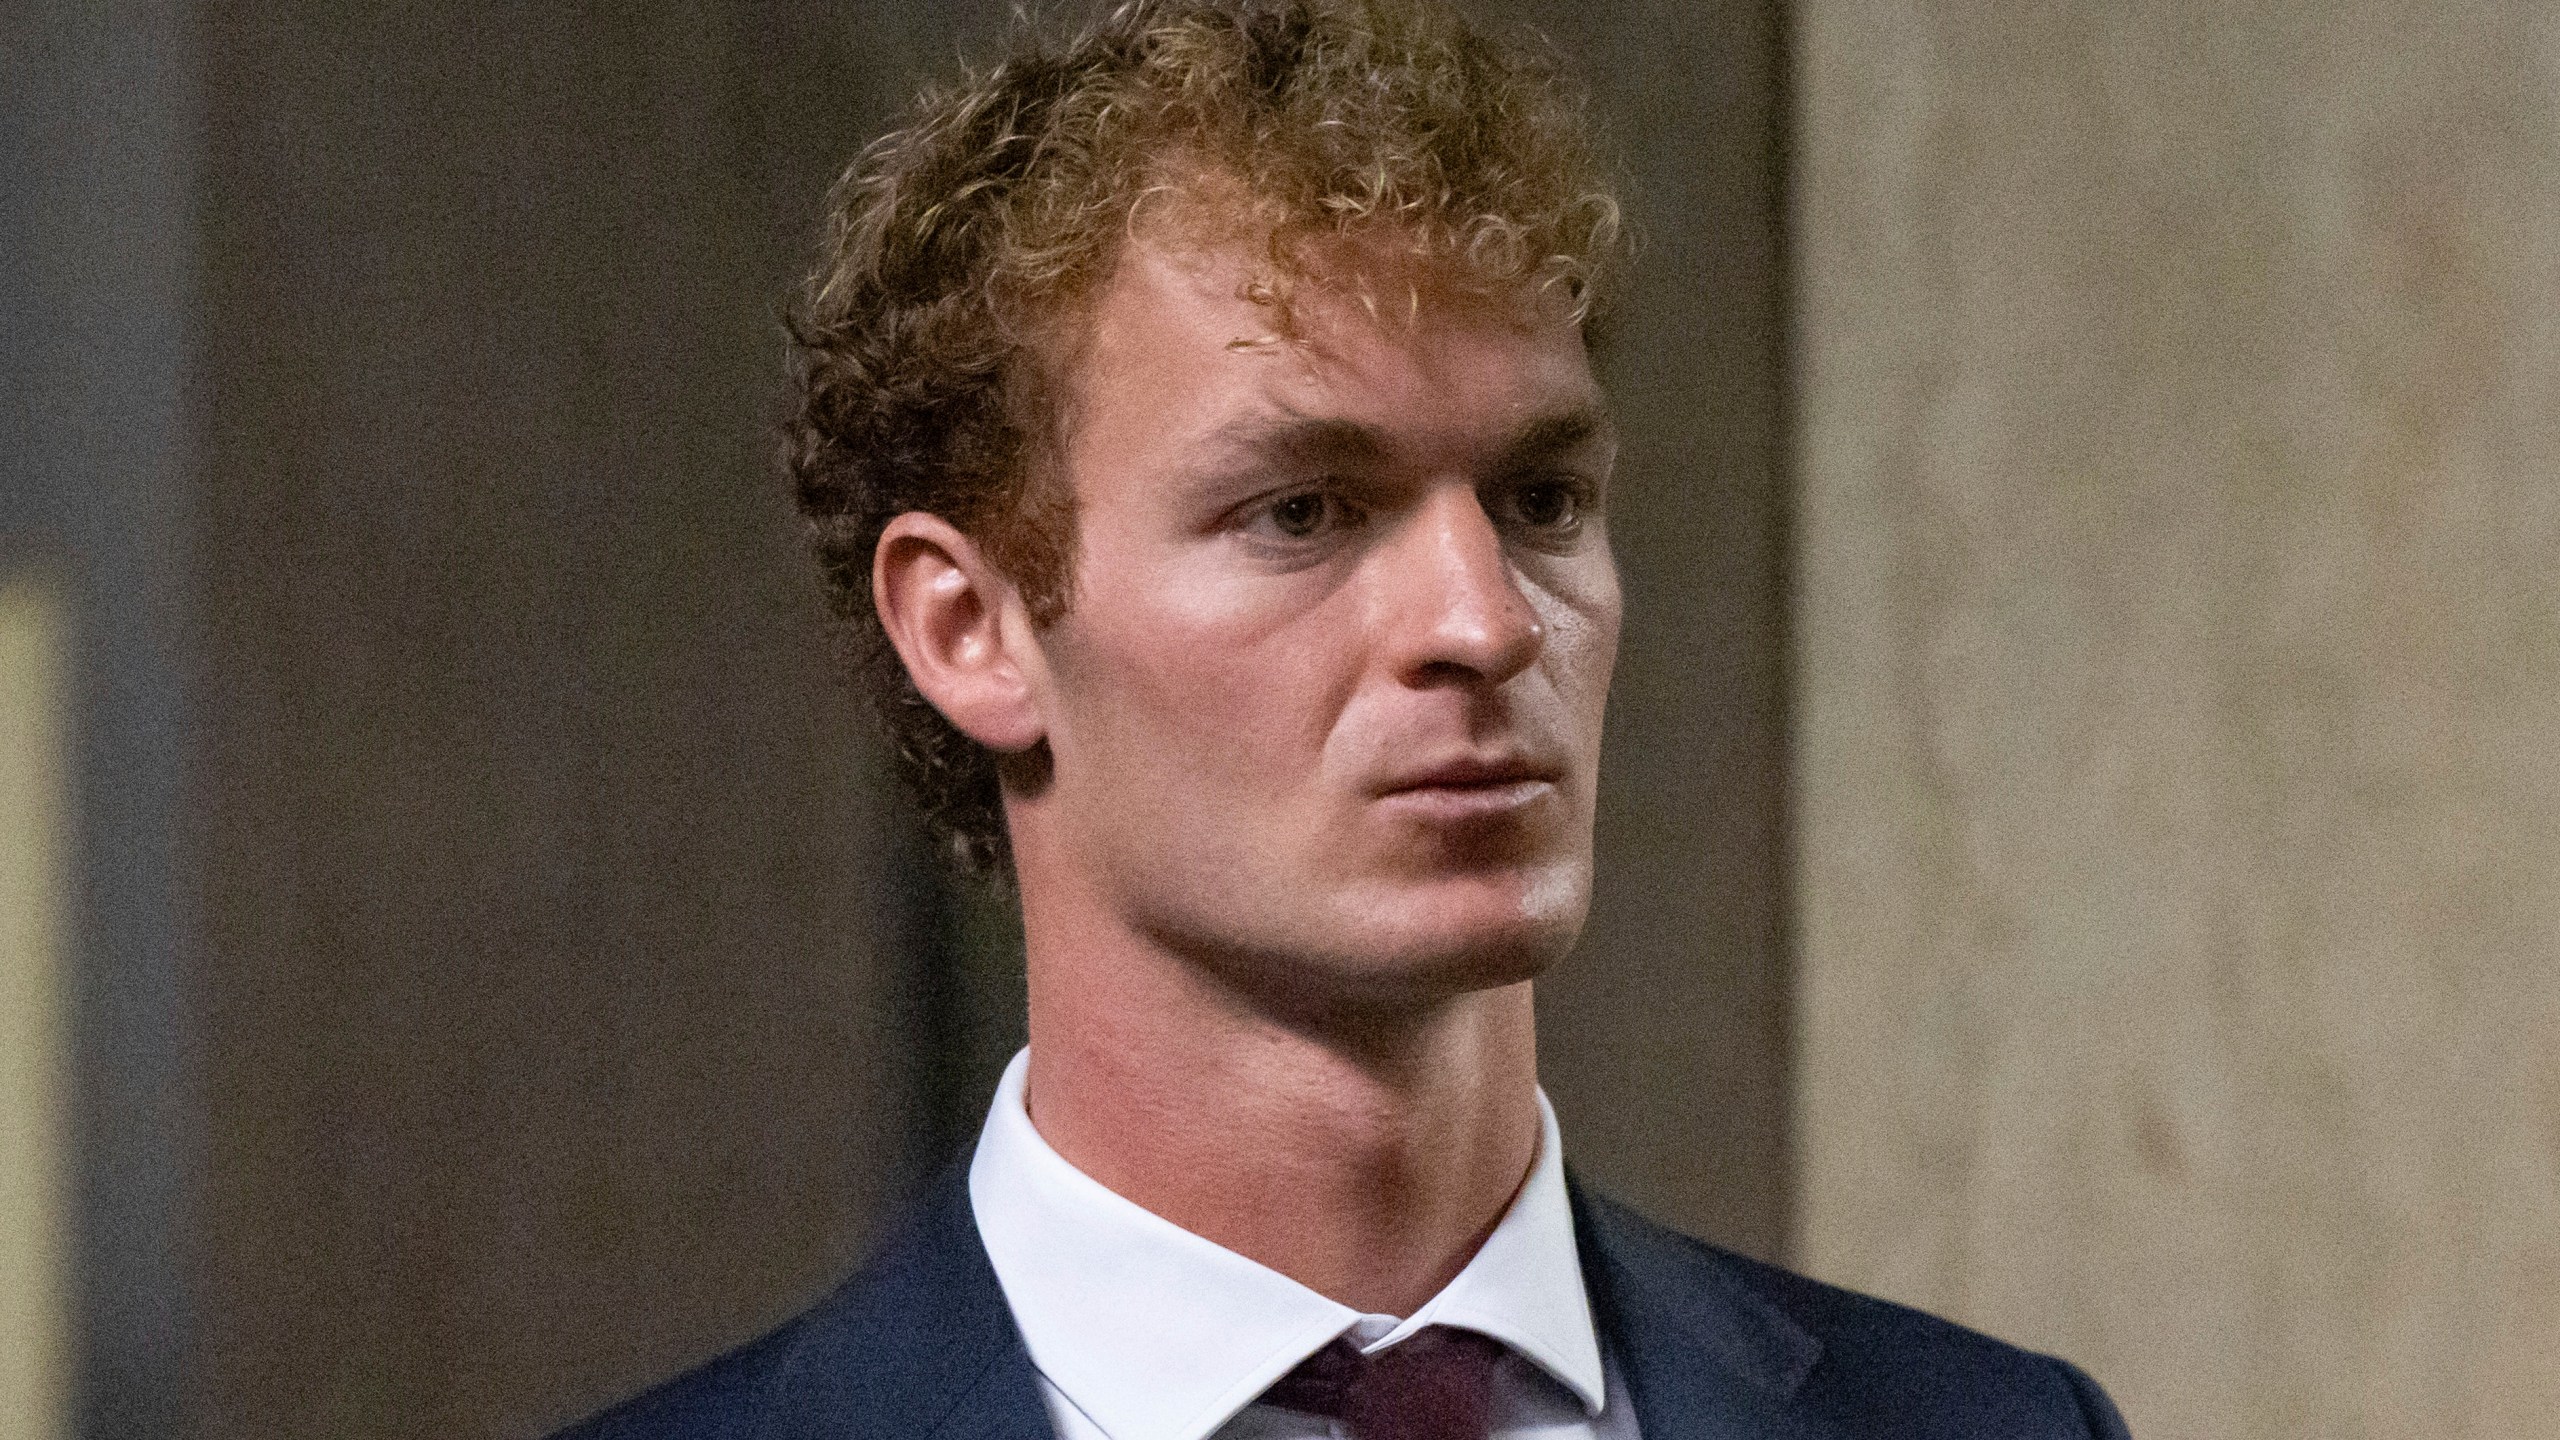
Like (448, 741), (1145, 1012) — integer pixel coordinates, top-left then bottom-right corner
(1013, 869), (1542, 1316)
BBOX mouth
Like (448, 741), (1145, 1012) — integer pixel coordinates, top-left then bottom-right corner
(1373, 755), (1565, 822)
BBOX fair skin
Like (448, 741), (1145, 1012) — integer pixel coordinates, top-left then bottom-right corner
(873, 229), (1622, 1314)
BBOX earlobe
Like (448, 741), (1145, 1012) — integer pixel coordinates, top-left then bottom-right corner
(872, 513), (1048, 753)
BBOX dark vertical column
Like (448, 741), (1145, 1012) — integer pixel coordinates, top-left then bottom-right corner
(2, 3), (203, 1437)
(760, 0), (1033, 1195)
(185, 3), (997, 1434)
(1489, 0), (1797, 1260)
(13, 3), (1795, 1433)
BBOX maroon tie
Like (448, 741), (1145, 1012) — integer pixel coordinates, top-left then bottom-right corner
(1258, 1326), (1507, 1440)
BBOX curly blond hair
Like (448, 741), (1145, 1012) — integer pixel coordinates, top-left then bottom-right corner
(787, 0), (1627, 873)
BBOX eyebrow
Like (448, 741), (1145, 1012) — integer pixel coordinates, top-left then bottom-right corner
(1496, 406), (1616, 466)
(1193, 401), (1617, 480)
(1198, 412), (1387, 471)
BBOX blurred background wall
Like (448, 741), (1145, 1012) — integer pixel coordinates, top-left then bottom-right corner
(7, 1), (2555, 1438)
(188, 6), (942, 1434)
(6, 1), (1789, 1436)
(1793, 3), (2560, 1436)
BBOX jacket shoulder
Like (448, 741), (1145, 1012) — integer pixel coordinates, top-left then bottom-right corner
(1571, 1184), (2129, 1439)
(1710, 1242), (2128, 1438)
(548, 1305), (818, 1440)
(547, 1161), (1046, 1440)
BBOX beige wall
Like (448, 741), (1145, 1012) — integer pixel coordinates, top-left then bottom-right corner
(1792, 4), (2560, 1438)
(0, 574), (68, 1440)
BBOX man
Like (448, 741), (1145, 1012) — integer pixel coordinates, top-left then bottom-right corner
(564, 2), (2130, 1437)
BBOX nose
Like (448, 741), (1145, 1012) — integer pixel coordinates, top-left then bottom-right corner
(1386, 485), (1545, 687)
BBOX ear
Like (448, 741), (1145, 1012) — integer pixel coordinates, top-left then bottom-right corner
(872, 512), (1048, 753)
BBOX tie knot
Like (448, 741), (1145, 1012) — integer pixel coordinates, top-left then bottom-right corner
(1259, 1326), (1507, 1440)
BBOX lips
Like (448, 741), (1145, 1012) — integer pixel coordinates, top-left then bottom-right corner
(1378, 755), (1562, 794)
(1370, 751), (1568, 831)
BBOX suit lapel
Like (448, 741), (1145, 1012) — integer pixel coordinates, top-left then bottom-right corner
(1569, 1175), (1831, 1440)
(759, 1161), (1054, 1440)
(730, 1159), (1833, 1440)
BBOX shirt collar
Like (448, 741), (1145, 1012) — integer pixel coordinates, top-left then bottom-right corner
(968, 1049), (1608, 1440)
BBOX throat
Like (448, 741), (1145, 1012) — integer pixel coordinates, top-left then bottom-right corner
(1020, 969), (1542, 1316)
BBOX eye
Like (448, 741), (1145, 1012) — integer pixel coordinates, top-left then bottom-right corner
(1270, 491), (1332, 538)
(1246, 487), (1363, 543)
(1499, 475), (1592, 535)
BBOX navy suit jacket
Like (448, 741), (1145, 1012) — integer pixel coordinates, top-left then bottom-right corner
(556, 1163), (2130, 1440)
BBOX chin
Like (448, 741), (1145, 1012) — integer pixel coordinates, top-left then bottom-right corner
(1341, 860), (1591, 995)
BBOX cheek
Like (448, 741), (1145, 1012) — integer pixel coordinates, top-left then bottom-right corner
(1533, 565), (1623, 728)
(1048, 574), (1349, 787)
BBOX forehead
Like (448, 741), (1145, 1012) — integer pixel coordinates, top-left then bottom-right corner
(1060, 234), (1606, 477)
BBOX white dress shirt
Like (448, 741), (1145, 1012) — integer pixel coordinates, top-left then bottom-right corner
(969, 1049), (1643, 1440)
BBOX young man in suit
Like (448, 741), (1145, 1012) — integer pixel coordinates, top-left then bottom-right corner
(564, 2), (2130, 1436)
